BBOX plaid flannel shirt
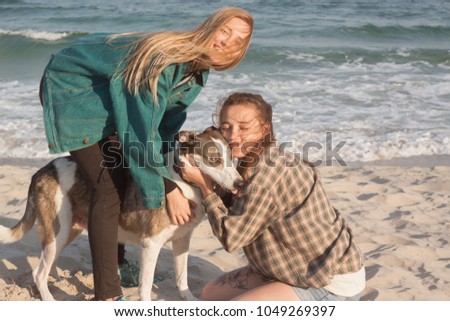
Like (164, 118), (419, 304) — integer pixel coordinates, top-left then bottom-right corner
(202, 145), (364, 289)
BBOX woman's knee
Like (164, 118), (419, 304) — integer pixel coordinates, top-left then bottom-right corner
(200, 280), (216, 300)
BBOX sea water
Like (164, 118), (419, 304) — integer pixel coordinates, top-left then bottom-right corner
(1, 0), (449, 164)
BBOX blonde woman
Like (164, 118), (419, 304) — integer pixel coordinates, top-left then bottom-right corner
(39, 7), (253, 301)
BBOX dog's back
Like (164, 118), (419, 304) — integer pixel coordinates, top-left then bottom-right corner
(0, 158), (76, 246)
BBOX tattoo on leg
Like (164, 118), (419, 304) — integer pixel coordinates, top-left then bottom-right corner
(216, 267), (254, 290)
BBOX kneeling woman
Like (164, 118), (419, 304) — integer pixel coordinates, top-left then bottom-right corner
(181, 92), (365, 301)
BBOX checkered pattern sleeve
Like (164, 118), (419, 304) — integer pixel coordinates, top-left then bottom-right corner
(202, 184), (281, 253)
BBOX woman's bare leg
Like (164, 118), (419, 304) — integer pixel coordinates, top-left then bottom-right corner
(232, 281), (301, 301)
(200, 266), (267, 301)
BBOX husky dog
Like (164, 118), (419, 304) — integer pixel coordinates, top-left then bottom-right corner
(0, 126), (243, 301)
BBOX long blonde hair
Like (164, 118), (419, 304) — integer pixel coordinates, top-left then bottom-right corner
(109, 7), (253, 104)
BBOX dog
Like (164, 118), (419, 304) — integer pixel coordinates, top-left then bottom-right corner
(0, 126), (243, 301)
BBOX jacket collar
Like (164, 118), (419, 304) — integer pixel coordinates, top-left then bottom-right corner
(194, 69), (209, 87)
(182, 61), (208, 87)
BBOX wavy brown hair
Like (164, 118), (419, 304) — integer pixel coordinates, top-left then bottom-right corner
(214, 92), (276, 181)
(109, 7), (253, 105)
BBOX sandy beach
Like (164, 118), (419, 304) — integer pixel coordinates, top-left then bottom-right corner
(0, 157), (449, 301)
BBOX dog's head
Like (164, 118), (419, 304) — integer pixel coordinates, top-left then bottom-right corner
(174, 126), (244, 193)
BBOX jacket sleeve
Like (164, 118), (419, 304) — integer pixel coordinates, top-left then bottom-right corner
(202, 184), (281, 252)
(110, 67), (175, 209)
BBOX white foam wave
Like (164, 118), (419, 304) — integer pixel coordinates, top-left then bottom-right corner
(0, 28), (71, 41)
(285, 52), (325, 63)
(281, 129), (450, 164)
(2, 70), (449, 163)
(396, 48), (412, 57)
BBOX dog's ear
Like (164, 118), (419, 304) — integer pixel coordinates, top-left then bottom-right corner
(174, 131), (197, 143)
(202, 126), (225, 140)
(203, 126), (219, 134)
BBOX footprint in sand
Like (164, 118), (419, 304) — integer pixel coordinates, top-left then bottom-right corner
(370, 177), (390, 184)
(365, 264), (382, 281)
(357, 193), (378, 201)
(384, 193), (419, 207)
(328, 174), (346, 179)
(383, 210), (411, 220)
(361, 288), (379, 301)
(7, 198), (23, 206)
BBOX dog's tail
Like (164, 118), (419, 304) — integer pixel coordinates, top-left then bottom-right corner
(0, 181), (37, 244)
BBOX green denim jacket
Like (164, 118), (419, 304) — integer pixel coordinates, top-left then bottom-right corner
(41, 33), (209, 208)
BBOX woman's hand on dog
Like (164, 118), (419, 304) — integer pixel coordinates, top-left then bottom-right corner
(179, 157), (215, 197)
(166, 188), (197, 225)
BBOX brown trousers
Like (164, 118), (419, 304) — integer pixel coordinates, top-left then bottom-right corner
(70, 136), (126, 300)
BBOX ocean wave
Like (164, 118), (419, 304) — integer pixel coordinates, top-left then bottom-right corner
(337, 24), (450, 40)
(244, 46), (450, 68)
(2, 74), (450, 162)
(277, 128), (450, 164)
(0, 28), (77, 41)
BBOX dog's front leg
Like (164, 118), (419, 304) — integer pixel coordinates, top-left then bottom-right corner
(139, 237), (163, 301)
(172, 233), (197, 301)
